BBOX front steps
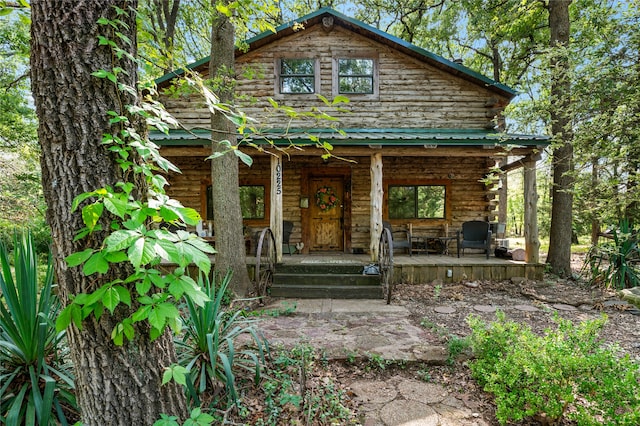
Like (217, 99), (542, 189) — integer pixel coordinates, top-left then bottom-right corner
(270, 263), (382, 299)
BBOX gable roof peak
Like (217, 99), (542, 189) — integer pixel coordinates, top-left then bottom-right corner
(155, 7), (517, 98)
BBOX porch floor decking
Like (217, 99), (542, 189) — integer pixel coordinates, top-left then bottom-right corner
(278, 253), (544, 283)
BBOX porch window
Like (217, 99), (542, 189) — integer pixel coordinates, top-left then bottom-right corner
(338, 58), (374, 94)
(206, 185), (266, 220)
(388, 185), (446, 219)
(279, 58), (315, 94)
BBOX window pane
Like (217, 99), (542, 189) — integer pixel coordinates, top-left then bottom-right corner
(208, 185), (265, 220)
(338, 59), (374, 94)
(338, 59), (373, 75)
(388, 186), (415, 219)
(239, 185), (265, 219)
(281, 76), (314, 93)
(417, 186), (445, 218)
(281, 59), (314, 75)
(339, 76), (373, 94)
(280, 59), (314, 93)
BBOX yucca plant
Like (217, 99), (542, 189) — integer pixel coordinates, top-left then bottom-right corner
(0, 232), (77, 425)
(584, 218), (639, 289)
(176, 271), (268, 406)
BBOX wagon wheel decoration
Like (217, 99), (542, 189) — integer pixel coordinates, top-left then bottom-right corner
(255, 227), (276, 299)
(378, 227), (394, 304)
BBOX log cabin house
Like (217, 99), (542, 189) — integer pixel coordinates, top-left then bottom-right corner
(152, 8), (548, 284)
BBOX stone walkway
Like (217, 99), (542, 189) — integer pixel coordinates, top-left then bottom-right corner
(255, 299), (486, 426)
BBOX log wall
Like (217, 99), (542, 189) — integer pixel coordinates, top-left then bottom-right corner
(160, 25), (507, 131)
(165, 151), (495, 253)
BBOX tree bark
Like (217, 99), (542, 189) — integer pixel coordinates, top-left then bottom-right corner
(209, 5), (252, 296)
(546, 0), (574, 277)
(30, 1), (188, 424)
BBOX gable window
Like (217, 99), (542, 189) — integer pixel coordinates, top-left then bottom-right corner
(279, 58), (315, 93)
(388, 184), (447, 219)
(338, 58), (374, 94)
(206, 185), (266, 221)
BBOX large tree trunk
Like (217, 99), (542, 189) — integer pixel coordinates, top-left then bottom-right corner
(546, 0), (574, 277)
(30, 1), (188, 424)
(209, 5), (252, 296)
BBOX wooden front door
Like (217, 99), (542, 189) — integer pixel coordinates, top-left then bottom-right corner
(310, 177), (344, 251)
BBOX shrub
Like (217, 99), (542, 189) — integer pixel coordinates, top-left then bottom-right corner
(0, 231), (77, 425)
(175, 271), (268, 406)
(467, 311), (640, 425)
(583, 218), (639, 289)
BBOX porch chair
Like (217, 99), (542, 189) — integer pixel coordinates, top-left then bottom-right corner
(283, 220), (294, 255)
(457, 220), (492, 259)
(383, 221), (413, 256)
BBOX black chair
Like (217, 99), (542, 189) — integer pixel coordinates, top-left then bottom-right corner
(383, 221), (413, 256)
(457, 221), (492, 259)
(283, 220), (294, 255)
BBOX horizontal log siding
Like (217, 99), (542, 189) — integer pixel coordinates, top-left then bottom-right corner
(160, 25), (507, 130)
(163, 152), (494, 252)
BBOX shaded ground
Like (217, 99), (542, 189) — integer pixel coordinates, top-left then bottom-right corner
(235, 255), (640, 425)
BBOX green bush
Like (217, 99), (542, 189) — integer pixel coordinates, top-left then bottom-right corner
(583, 218), (639, 289)
(175, 271), (268, 406)
(0, 231), (77, 425)
(467, 311), (640, 425)
(0, 218), (52, 256)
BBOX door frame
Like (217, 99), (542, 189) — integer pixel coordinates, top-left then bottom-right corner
(301, 167), (352, 254)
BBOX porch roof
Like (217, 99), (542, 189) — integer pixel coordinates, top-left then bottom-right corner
(151, 128), (549, 148)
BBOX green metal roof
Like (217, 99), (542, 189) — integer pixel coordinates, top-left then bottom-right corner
(154, 8), (517, 98)
(150, 128), (549, 147)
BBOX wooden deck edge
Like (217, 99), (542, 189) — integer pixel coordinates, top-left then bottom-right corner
(393, 263), (544, 284)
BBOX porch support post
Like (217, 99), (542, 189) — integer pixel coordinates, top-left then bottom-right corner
(271, 154), (283, 263)
(370, 152), (383, 261)
(523, 155), (540, 263)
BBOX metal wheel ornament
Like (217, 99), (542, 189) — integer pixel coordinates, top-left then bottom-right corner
(255, 227), (276, 298)
(378, 227), (394, 304)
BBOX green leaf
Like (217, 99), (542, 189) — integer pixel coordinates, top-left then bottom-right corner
(82, 202), (104, 231)
(103, 287), (121, 313)
(56, 305), (73, 332)
(136, 279), (152, 296)
(104, 197), (129, 219)
(66, 249), (93, 267)
(83, 252), (109, 275)
(162, 368), (173, 385)
(71, 191), (97, 212)
(234, 149), (253, 167)
(91, 69), (109, 78)
(104, 251), (128, 263)
(104, 229), (141, 252)
(128, 236), (156, 268)
(148, 307), (166, 331)
(114, 286), (131, 307)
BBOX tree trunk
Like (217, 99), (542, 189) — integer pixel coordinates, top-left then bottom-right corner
(546, 0), (574, 277)
(30, 1), (188, 424)
(209, 5), (252, 296)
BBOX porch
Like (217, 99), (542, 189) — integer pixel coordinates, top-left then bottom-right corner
(271, 253), (544, 284)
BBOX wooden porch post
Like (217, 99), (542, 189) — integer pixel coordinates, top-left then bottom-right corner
(370, 152), (383, 261)
(271, 154), (283, 263)
(523, 155), (540, 263)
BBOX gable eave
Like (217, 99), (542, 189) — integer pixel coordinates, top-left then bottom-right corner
(155, 8), (517, 99)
